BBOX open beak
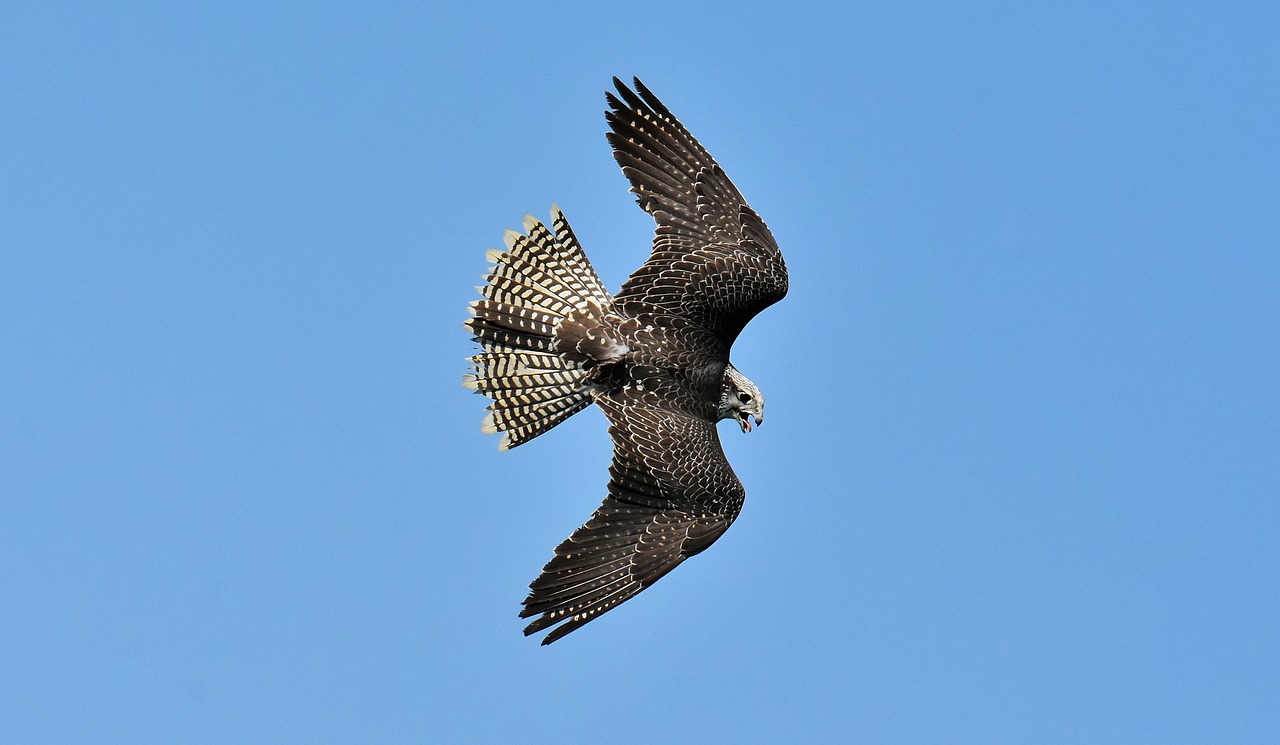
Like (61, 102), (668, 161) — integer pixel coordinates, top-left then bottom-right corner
(738, 411), (761, 433)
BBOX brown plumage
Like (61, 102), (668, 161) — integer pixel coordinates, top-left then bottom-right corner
(464, 77), (787, 644)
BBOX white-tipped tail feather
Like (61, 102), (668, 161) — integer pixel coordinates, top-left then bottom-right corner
(464, 207), (613, 450)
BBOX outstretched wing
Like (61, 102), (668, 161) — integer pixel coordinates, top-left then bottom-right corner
(606, 77), (788, 345)
(520, 397), (744, 644)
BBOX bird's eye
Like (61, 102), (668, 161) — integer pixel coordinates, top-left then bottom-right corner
(738, 392), (753, 404)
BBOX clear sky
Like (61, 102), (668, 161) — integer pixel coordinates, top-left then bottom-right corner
(3, 1), (1277, 743)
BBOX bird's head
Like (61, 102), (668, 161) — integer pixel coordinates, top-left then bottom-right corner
(719, 363), (764, 433)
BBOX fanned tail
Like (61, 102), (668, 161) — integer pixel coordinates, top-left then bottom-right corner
(464, 206), (612, 450)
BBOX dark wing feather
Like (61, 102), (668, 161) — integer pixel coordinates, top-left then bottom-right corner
(520, 397), (743, 644)
(606, 77), (788, 344)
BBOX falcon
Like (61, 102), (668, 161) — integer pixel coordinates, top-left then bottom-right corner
(464, 77), (788, 644)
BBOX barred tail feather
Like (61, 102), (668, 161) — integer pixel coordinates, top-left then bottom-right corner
(464, 207), (612, 450)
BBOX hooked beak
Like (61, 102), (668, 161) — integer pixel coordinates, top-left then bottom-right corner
(737, 411), (762, 433)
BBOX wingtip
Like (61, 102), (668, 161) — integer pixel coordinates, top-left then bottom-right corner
(521, 614), (559, 645)
(611, 76), (640, 103)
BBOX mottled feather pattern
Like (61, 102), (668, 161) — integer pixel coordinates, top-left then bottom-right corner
(607, 78), (788, 344)
(521, 498), (731, 645)
(518, 399), (741, 644)
(466, 78), (785, 643)
(600, 398), (745, 512)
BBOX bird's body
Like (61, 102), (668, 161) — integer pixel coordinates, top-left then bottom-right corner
(465, 78), (787, 644)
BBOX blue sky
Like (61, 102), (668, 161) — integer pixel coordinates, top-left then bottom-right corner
(3, 1), (1278, 742)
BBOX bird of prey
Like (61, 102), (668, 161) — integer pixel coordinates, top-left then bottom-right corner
(464, 77), (788, 644)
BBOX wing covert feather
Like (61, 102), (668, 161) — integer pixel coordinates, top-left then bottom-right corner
(607, 77), (788, 344)
(520, 398), (742, 644)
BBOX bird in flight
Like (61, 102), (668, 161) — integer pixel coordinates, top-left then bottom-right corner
(464, 77), (788, 644)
